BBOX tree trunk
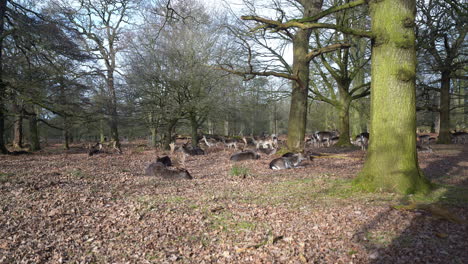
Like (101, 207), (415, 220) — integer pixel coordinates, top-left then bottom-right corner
(63, 116), (70, 150)
(0, 0), (8, 154)
(29, 110), (40, 151)
(351, 103), (361, 136)
(12, 102), (23, 149)
(224, 120), (229, 136)
(437, 71), (451, 143)
(189, 114), (199, 147)
(286, 1), (321, 152)
(107, 70), (121, 152)
(99, 119), (105, 143)
(148, 112), (158, 148)
(287, 28), (312, 152)
(150, 127), (157, 148)
(335, 97), (352, 146)
(431, 111), (440, 134)
(354, 0), (430, 194)
(163, 119), (178, 150)
(208, 119), (213, 135)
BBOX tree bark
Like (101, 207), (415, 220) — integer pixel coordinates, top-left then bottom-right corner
(437, 71), (451, 143)
(163, 119), (178, 150)
(287, 22), (313, 151)
(354, 0), (430, 194)
(107, 70), (121, 152)
(0, 0), (8, 154)
(63, 116), (70, 150)
(148, 112), (158, 148)
(29, 109), (40, 151)
(224, 120), (229, 136)
(99, 119), (105, 143)
(287, 1), (323, 152)
(189, 113), (199, 147)
(12, 102), (23, 149)
(150, 127), (157, 147)
(335, 96), (352, 146)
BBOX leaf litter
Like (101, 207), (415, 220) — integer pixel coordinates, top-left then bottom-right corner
(0, 143), (467, 263)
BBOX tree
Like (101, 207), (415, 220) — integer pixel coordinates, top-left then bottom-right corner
(353, 0), (431, 193)
(257, 0), (431, 193)
(0, 0), (9, 153)
(309, 9), (371, 146)
(0, 0), (89, 152)
(54, 0), (138, 152)
(416, 0), (467, 143)
(223, 0), (370, 151)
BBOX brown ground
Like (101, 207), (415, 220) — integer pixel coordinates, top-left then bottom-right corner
(0, 142), (467, 263)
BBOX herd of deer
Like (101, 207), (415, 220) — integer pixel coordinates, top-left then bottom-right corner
(85, 130), (467, 180)
(142, 132), (363, 180)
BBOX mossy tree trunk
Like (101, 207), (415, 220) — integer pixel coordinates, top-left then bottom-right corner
(335, 83), (353, 146)
(336, 101), (352, 146)
(354, 0), (431, 194)
(437, 71), (451, 143)
(189, 113), (199, 148)
(148, 112), (158, 148)
(287, 12), (314, 152)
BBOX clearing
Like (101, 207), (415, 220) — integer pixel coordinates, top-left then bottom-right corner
(0, 143), (467, 263)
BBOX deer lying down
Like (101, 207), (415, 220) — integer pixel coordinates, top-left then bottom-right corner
(145, 162), (192, 179)
(181, 143), (205, 155)
(156, 155), (172, 166)
(269, 153), (307, 170)
(88, 142), (103, 156)
(230, 150), (260, 161)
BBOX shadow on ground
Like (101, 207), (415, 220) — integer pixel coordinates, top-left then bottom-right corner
(355, 144), (468, 263)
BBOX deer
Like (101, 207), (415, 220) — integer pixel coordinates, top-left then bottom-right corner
(202, 135), (216, 148)
(88, 142), (103, 156)
(269, 152), (307, 170)
(230, 150), (260, 161)
(181, 143), (205, 155)
(145, 162), (192, 180)
(253, 135), (277, 149)
(156, 155), (172, 167)
(314, 131), (339, 147)
(242, 136), (256, 147)
(451, 132), (468, 144)
(351, 132), (369, 150)
(223, 138), (238, 150)
(417, 134), (430, 145)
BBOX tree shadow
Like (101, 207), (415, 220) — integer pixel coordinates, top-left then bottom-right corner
(354, 145), (468, 263)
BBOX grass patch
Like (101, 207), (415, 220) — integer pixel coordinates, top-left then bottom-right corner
(207, 210), (257, 233)
(0, 172), (13, 183)
(406, 184), (468, 207)
(134, 146), (146, 153)
(230, 165), (250, 177)
(259, 177), (398, 208)
(68, 168), (92, 179)
(365, 230), (398, 246)
(134, 195), (161, 217)
(166, 195), (186, 204)
(275, 148), (291, 156)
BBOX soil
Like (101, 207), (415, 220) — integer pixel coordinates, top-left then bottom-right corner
(0, 142), (467, 263)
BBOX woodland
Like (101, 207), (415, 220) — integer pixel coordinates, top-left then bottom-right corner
(0, 0), (467, 263)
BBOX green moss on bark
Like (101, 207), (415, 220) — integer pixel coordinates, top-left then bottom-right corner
(354, 0), (431, 194)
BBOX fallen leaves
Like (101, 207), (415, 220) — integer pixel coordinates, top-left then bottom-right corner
(0, 143), (467, 263)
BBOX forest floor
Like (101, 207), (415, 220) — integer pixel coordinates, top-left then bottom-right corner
(0, 142), (467, 263)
